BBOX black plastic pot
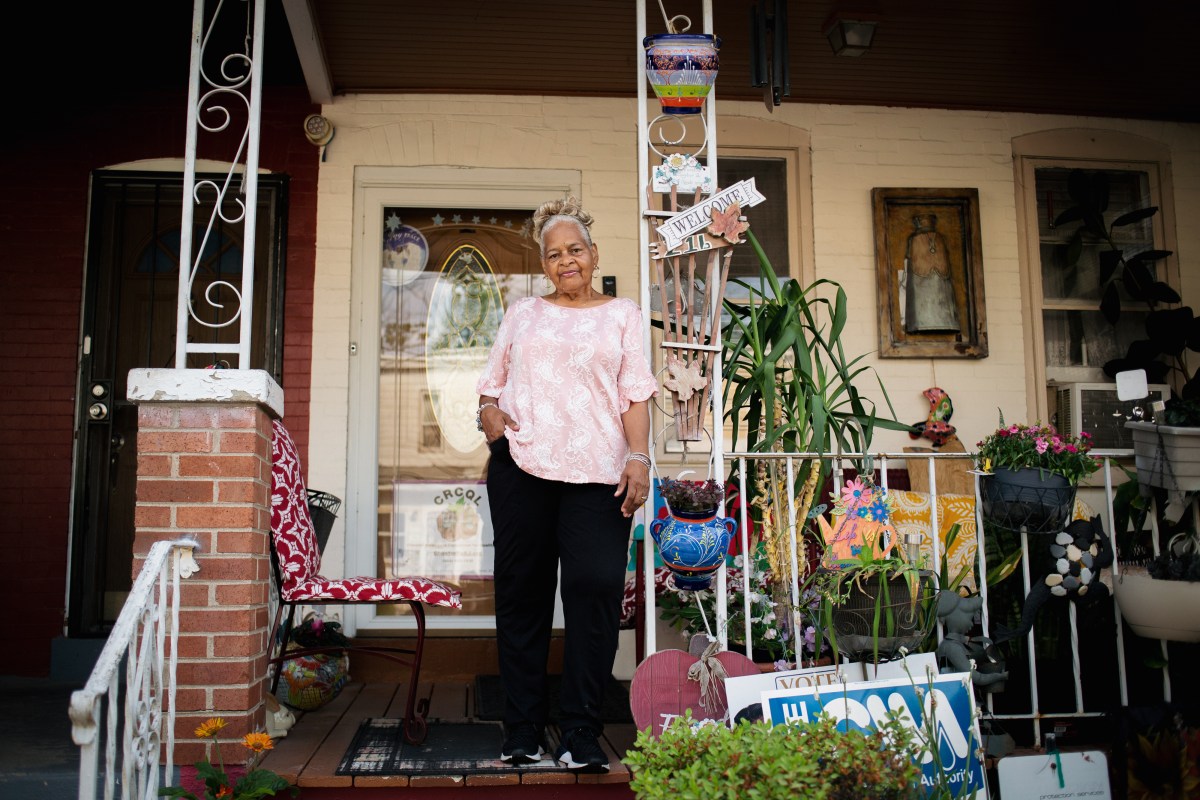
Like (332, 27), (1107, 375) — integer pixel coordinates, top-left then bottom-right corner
(307, 489), (342, 556)
(827, 570), (934, 664)
(981, 467), (1076, 534)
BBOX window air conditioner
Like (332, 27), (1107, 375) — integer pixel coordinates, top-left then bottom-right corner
(1053, 382), (1171, 450)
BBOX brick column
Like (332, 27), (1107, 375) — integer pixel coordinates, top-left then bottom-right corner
(128, 368), (284, 765)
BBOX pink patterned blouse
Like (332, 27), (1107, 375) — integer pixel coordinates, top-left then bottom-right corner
(476, 296), (657, 485)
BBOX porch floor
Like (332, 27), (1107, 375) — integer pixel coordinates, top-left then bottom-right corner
(261, 680), (637, 793)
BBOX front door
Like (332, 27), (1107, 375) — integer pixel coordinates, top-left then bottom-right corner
(69, 171), (287, 636)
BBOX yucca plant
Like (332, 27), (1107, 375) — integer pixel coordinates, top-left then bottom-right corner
(722, 230), (910, 596)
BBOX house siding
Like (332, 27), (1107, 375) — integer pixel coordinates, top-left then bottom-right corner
(0, 86), (319, 677)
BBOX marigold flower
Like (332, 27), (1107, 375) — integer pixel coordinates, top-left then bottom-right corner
(243, 731), (274, 753)
(195, 718), (228, 738)
(215, 786), (233, 799)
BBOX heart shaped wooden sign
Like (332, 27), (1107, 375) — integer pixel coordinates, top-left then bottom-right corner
(629, 648), (760, 737)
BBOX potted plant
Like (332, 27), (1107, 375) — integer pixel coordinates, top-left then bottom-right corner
(721, 230), (910, 647)
(649, 477), (735, 591)
(1052, 168), (1199, 499)
(811, 475), (935, 666)
(160, 717), (295, 800)
(1109, 460), (1200, 643)
(973, 418), (1100, 534)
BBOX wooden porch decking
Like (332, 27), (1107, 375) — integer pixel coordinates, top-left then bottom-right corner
(261, 681), (637, 796)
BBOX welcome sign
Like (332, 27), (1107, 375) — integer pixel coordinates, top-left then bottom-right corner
(761, 673), (987, 799)
(654, 178), (766, 249)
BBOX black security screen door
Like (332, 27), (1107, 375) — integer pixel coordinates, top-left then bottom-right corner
(69, 171), (287, 636)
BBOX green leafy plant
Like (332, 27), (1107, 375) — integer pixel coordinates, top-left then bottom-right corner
(658, 478), (725, 514)
(722, 230), (910, 628)
(1054, 168), (1198, 400)
(974, 420), (1100, 485)
(160, 718), (295, 800)
(625, 711), (921, 800)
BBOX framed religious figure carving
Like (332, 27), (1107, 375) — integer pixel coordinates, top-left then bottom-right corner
(872, 188), (988, 358)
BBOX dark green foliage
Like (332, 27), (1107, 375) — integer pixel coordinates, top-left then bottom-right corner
(626, 713), (922, 800)
(1056, 169), (1199, 400)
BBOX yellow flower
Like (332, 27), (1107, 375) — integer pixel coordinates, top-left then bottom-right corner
(194, 717), (228, 738)
(243, 731), (274, 753)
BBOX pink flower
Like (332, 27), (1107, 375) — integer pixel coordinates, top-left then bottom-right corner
(841, 479), (872, 507)
(1035, 438), (1049, 454)
(1065, 444), (1078, 453)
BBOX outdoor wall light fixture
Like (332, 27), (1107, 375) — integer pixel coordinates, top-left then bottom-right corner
(303, 114), (334, 160)
(823, 13), (878, 57)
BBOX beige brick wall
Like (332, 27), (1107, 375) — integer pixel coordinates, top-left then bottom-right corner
(308, 93), (1200, 573)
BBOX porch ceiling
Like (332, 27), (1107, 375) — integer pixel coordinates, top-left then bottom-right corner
(295, 0), (1200, 122)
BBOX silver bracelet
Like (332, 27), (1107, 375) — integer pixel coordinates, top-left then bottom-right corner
(476, 402), (499, 432)
(627, 452), (652, 468)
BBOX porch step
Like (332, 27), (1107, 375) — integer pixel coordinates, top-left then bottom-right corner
(0, 677), (81, 800)
(261, 681), (636, 797)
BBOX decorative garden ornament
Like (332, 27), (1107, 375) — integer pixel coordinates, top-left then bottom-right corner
(814, 477), (898, 570)
(650, 507), (736, 591)
(643, 33), (721, 116)
(994, 515), (1112, 644)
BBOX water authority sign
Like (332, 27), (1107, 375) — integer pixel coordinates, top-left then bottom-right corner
(761, 672), (987, 799)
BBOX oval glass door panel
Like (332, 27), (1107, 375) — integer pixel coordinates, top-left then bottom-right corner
(425, 244), (504, 453)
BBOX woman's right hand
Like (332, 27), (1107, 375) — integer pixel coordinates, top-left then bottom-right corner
(482, 406), (520, 443)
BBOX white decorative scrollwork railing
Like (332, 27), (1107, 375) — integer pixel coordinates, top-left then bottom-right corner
(70, 538), (201, 800)
(176, 0), (266, 369)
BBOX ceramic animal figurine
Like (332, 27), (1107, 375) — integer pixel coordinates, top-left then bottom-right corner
(935, 592), (1007, 692)
(909, 387), (958, 447)
(995, 515), (1113, 644)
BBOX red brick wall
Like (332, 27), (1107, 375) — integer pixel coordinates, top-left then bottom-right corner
(133, 400), (274, 761)
(0, 86), (318, 676)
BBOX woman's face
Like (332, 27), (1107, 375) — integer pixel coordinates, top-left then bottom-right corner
(541, 221), (598, 294)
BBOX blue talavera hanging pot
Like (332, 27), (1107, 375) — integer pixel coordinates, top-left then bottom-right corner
(650, 508), (736, 590)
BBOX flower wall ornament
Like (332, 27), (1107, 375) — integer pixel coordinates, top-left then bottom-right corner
(662, 354), (708, 401)
(652, 152), (714, 193)
(706, 201), (750, 244)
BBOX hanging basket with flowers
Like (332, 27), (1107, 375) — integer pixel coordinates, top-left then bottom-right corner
(650, 478), (735, 591)
(974, 420), (1099, 534)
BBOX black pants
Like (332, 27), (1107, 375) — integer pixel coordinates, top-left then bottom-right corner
(486, 437), (631, 734)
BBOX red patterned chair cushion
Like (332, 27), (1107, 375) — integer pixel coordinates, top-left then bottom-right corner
(270, 419), (461, 609)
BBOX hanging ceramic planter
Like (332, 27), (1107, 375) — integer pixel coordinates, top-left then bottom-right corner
(650, 507), (735, 591)
(1114, 568), (1200, 642)
(1126, 421), (1200, 492)
(643, 33), (721, 115)
(980, 467), (1077, 534)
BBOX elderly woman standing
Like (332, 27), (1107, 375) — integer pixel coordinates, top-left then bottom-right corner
(476, 197), (656, 773)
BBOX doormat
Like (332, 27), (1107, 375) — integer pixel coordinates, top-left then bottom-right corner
(336, 719), (571, 776)
(474, 674), (633, 724)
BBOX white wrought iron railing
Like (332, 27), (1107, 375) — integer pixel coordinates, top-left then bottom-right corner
(176, 0), (266, 369)
(70, 538), (200, 800)
(643, 449), (1165, 747)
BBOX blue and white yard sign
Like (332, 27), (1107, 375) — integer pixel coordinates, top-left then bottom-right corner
(760, 672), (987, 799)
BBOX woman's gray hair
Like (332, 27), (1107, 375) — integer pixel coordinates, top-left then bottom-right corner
(526, 196), (594, 256)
